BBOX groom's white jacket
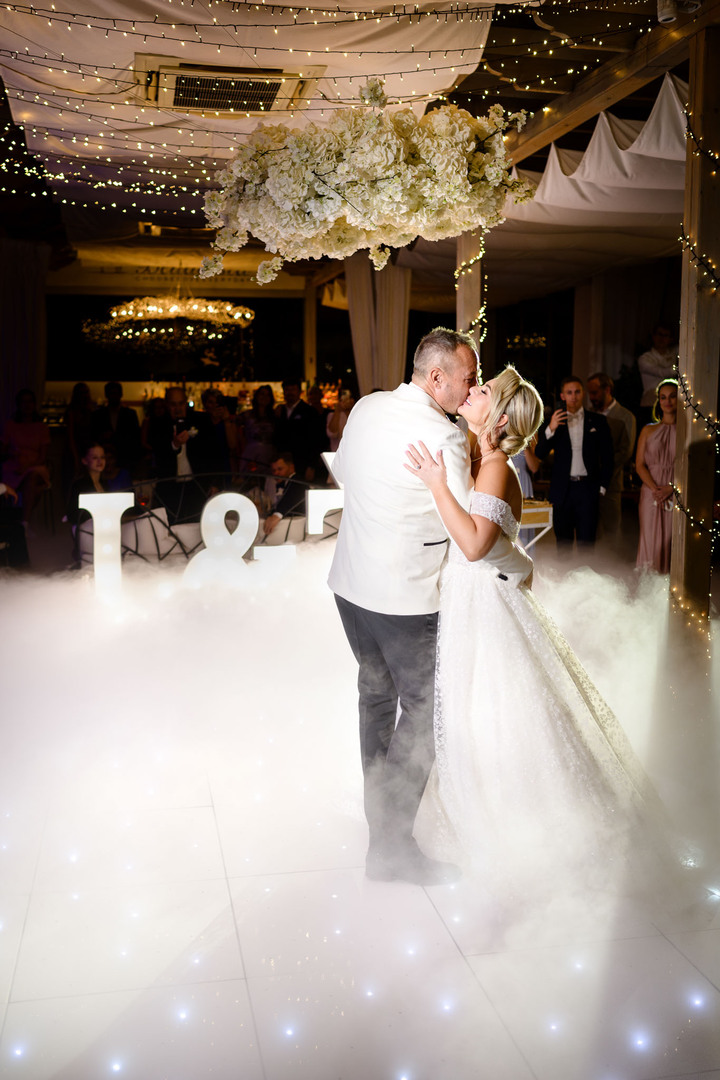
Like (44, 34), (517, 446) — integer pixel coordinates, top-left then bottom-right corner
(328, 381), (472, 616)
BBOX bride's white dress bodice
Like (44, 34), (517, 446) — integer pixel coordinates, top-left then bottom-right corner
(448, 491), (532, 587)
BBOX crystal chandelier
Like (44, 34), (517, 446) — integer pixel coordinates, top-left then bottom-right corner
(82, 295), (254, 353)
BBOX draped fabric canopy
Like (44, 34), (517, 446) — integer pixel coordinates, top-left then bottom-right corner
(398, 73), (687, 309)
(511, 73), (687, 222)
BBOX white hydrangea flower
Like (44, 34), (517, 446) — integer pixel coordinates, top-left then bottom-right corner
(200, 97), (530, 283)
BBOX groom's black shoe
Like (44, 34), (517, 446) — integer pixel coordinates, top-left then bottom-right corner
(366, 839), (461, 886)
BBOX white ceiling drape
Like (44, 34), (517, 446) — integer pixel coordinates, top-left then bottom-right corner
(397, 74), (688, 308)
(509, 73), (687, 224)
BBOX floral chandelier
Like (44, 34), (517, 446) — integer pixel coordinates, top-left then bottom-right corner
(200, 80), (533, 285)
(82, 296), (255, 354)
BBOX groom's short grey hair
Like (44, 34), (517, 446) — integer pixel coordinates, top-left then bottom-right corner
(413, 327), (477, 378)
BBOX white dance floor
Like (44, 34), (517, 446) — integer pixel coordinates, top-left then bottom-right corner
(1, 540), (719, 1080)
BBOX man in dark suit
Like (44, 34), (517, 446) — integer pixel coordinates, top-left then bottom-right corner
(262, 452), (306, 538)
(535, 374), (614, 547)
(274, 378), (324, 482)
(149, 386), (215, 523)
(91, 381), (141, 471)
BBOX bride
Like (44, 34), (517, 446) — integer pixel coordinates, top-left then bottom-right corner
(406, 366), (679, 897)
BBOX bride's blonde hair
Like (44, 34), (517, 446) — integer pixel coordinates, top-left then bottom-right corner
(481, 366), (544, 456)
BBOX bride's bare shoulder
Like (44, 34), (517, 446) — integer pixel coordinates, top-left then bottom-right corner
(474, 458), (522, 516)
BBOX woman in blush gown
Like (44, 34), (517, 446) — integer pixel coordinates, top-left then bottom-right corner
(635, 378), (677, 573)
(406, 367), (682, 898)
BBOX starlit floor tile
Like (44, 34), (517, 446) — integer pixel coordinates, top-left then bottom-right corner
(467, 934), (720, 1080)
(0, 894), (30, 1004)
(0, 980), (261, 1080)
(248, 961), (536, 1080)
(214, 798), (366, 878)
(0, 808), (46, 895)
(31, 805), (226, 892)
(10, 879), (244, 1001)
(229, 867), (462, 980)
(665, 928), (720, 989)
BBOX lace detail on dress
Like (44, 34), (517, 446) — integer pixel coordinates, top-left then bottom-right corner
(470, 491), (520, 542)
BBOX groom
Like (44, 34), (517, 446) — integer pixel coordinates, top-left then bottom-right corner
(329, 328), (476, 884)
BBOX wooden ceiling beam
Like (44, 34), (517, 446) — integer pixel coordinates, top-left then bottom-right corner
(505, 0), (720, 164)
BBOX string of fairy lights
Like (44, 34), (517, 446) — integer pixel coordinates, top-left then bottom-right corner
(455, 236), (487, 345)
(666, 108), (720, 624)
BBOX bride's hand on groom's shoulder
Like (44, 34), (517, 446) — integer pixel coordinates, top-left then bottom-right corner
(404, 441), (446, 491)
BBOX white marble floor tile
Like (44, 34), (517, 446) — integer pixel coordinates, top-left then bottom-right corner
(31, 806), (225, 891)
(214, 796), (367, 878)
(248, 960), (536, 1080)
(10, 879), (243, 1001)
(0, 808), (46, 895)
(0, 894), (30, 1003)
(0, 979), (261, 1080)
(468, 935), (720, 1080)
(229, 867), (462, 980)
(665, 929), (720, 990)
(45, 756), (214, 815)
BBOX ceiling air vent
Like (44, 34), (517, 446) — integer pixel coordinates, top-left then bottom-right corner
(133, 55), (324, 116)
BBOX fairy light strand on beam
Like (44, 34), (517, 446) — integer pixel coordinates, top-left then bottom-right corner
(679, 227), (720, 293)
(677, 368), (720, 438)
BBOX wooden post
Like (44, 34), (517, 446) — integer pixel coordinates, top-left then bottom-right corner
(303, 278), (317, 386)
(670, 27), (720, 620)
(456, 228), (484, 367)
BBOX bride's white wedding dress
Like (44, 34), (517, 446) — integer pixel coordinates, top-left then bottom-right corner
(425, 491), (680, 897)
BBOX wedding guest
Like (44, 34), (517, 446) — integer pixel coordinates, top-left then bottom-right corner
(637, 324), (677, 420)
(1, 388), (51, 527)
(262, 452), (306, 537)
(237, 384), (277, 473)
(635, 379), (678, 573)
(147, 387), (214, 523)
(101, 443), (133, 493)
(66, 442), (109, 566)
(63, 382), (95, 480)
(511, 434), (540, 547)
(91, 381), (141, 472)
(66, 443), (108, 525)
(140, 397), (168, 469)
(327, 390), (355, 452)
(587, 371), (637, 540)
(535, 374), (614, 550)
(274, 378), (323, 481)
(201, 388), (238, 483)
(0, 481), (29, 567)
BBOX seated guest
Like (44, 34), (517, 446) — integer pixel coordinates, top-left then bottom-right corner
(102, 442), (133, 493)
(66, 443), (109, 566)
(66, 443), (108, 525)
(0, 481), (29, 568)
(262, 452), (306, 537)
(1, 388), (51, 527)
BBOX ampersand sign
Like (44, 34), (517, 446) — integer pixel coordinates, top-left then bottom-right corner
(183, 492), (295, 588)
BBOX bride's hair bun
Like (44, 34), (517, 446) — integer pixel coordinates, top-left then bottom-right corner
(484, 366), (544, 456)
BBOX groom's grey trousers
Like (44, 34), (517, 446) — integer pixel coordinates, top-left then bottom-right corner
(334, 595), (438, 852)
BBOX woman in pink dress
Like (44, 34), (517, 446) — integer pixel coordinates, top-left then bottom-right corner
(635, 378), (677, 572)
(1, 389), (51, 525)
